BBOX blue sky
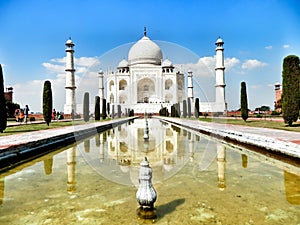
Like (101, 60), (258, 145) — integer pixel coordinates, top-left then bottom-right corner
(0, 0), (299, 112)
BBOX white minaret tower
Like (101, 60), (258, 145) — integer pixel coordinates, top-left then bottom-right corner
(187, 70), (194, 101)
(98, 70), (104, 111)
(215, 37), (226, 112)
(64, 38), (76, 115)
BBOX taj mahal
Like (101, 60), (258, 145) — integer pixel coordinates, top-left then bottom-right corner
(64, 28), (227, 115)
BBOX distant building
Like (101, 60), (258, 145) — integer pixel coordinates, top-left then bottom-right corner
(274, 83), (282, 112)
(4, 86), (13, 102)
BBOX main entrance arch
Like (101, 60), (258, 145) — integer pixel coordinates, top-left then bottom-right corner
(137, 78), (155, 103)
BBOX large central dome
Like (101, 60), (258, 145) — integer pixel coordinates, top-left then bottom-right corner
(128, 33), (163, 66)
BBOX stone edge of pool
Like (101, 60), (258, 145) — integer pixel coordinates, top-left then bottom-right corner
(0, 117), (137, 171)
(158, 117), (300, 161)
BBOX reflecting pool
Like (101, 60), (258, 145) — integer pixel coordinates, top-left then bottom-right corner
(0, 118), (299, 224)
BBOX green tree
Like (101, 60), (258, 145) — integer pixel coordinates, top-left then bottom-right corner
(171, 105), (175, 117)
(117, 105), (121, 118)
(107, 102), (110, 117)
(187, 98), (191, 118)
(43, 80), (53, 126)
(240, 81), (249, 121)
(83, 92), (89, 122)
(182, 100), (187, 118)
(0, 64), (7, 132)
(194, 98), (200, 118)
(282, 55), (300, 126)
(94, 96), (100, 120)
(102, 98), (107, 120)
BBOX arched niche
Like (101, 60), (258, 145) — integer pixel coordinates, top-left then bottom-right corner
(119, 79), (127, 90)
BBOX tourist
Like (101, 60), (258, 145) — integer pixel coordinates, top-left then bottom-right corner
(14, 109), (20, 122)
(52, 109), (57, 120)
(24, 105), (30, 124)
(19, 109), (24, 124)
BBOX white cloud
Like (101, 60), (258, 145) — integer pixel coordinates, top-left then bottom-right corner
(42, 62), (65, 73)
(176, 56), (240, 77)
(265, 45), (272, 50)
(241, 59), (268, 70)
(283, 44), (290, 49)
(13, 56), (102, 112)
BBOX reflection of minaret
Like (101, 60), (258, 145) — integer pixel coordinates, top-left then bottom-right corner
(241, 154), (248, 168)
(64, 38), (77, 114)
(0, 178), (4, 205)
(84, 139), (90, 153)
(98, 70), (104, 111)
(44, 157), (53, 175)
(216, 143), (226, 190)
(284, 170), (300, 205)
(99, 133), (104, 162)
(67, 146), (76, 193)
(189, 133), (194, 161)
(187, 70), (194, 102)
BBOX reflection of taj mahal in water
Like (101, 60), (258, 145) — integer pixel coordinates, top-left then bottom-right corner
(64, 28), (227, 114)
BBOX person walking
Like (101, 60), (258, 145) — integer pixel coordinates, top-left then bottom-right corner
(24, 105), (30, 124)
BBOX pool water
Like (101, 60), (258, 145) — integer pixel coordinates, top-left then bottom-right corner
(0, 118), (299, 224)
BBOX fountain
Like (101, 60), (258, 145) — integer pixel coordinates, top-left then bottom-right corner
(136, 157), (157, 219)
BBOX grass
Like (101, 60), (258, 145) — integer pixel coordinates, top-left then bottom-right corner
(0, 119), (108, 136)
(199, 117), (300, 132)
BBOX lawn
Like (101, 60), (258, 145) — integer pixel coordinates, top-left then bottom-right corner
(199, 117), (300, 132)
(0, 119), (103, 136)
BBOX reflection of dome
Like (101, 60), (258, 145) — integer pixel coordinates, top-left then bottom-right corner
(128, 34), (162, 66)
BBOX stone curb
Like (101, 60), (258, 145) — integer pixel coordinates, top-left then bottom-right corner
(158, 117), (300, 160)
(0, 117), (136, 170)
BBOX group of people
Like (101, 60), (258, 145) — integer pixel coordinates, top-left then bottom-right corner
(14, 105), (65, 124)
(14, 105), (30, 124)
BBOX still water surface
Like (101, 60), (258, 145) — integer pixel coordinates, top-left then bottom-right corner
(0, 118), (299, 224)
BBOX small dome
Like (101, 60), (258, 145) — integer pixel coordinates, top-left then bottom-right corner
(118, 59), (128, 68)
(162, 59), (173, 67)
(128, 35), (162, 66)
(66, 38), (74, 45)
(216, 37), (224, 45)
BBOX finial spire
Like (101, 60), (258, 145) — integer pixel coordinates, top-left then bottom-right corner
(144, 27), (147, 36)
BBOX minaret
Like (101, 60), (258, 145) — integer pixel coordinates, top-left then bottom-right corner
(215, 37), (226, 112)
(64, 38), (76, 115)
(187, 70), (194, 101)
(98, 70), (104, 111)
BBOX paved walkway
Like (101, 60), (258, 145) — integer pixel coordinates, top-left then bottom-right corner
(158, 117), (300, 159)
(0, 118), (131, 152)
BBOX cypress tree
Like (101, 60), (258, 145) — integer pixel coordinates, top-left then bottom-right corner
(94, 96), (100, 120)
(117, 105), (121, 118)
(240, 81), (249, 121)
(102, 98), (107, 120)
(282, 55), (300, 126)
(83, 92), (89, 122)
(0, 64), (7, 132)
(43, 80), (53, 126)
(171, 105), (175, 117)
(187, 98), (191, 118)
(182, 100), (187, 118)
(195, 98), (200, 118)
(107, 102), (110, 117)
(111, 105), (115, 119)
